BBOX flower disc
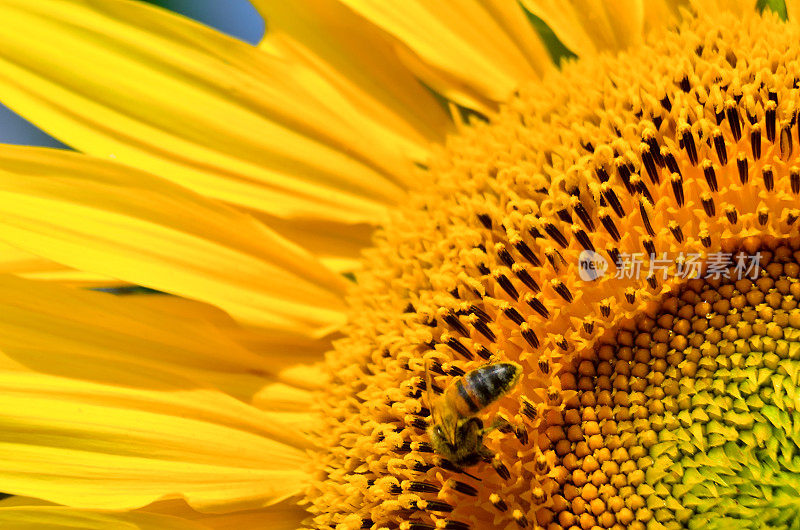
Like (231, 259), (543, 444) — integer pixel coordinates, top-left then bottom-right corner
(308, 6), (800, 529)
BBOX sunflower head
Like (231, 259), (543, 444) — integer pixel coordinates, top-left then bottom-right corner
(2, 1), (800, 529)
(307, 4), (800, 529)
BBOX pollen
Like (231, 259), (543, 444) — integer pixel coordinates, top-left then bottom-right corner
(306, 7), (800, 530)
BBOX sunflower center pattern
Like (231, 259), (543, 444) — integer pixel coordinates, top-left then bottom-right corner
(310, 9), (800, 530)
(548, 247), (800, 529)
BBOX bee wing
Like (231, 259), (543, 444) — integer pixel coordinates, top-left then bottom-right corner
(426, 359), (457, 445)
(444, 416), (459, 446)
(424, 358), (434, 408)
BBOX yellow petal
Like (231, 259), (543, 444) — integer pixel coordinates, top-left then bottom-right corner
(0, 275), (311, 511)
(0, 506), (205, 530)
(231, 326), (334, 391)
(643, 0), (688, 33)
(0, 497), (308, 530)
(0, 0), (409, 224)
(521, 0), (647, 54)
(0, 241), (119, 286)
(704, 0), (755, 15)
(147, 499), (308, 530)
(120, 293), (332, 391)
(0, 282), (271, 378)
(0, 498), (50, 508)
(0, 145), (346, 336)
(480, 0), (557, 71)
(253, 211), (373, 273)
(788, 0), (800, 21)
(253, 0), (453, 163)
(337, 0), (553, 109)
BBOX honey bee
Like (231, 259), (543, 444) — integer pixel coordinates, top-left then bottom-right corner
(425, 360), (522, 468)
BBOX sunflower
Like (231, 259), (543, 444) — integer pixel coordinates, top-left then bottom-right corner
(0, 0), (798, 528)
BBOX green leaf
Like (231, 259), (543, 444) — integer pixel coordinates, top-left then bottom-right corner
(757, 0), (789, 21)
(521, 4), (576, 65)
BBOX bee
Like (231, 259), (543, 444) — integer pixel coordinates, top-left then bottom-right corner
(425, 360), (522, 468)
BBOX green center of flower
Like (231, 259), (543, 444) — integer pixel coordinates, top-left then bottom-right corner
(545, 245), (800, 529)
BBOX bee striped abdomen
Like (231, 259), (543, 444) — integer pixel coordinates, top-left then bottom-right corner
(455, 379), (481, 413)
(463, 362), (522, 410)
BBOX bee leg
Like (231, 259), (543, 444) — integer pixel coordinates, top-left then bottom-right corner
(485, 415), (528, 445)
(483, 415), (512, 434)
(479, 445), (511, 480)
